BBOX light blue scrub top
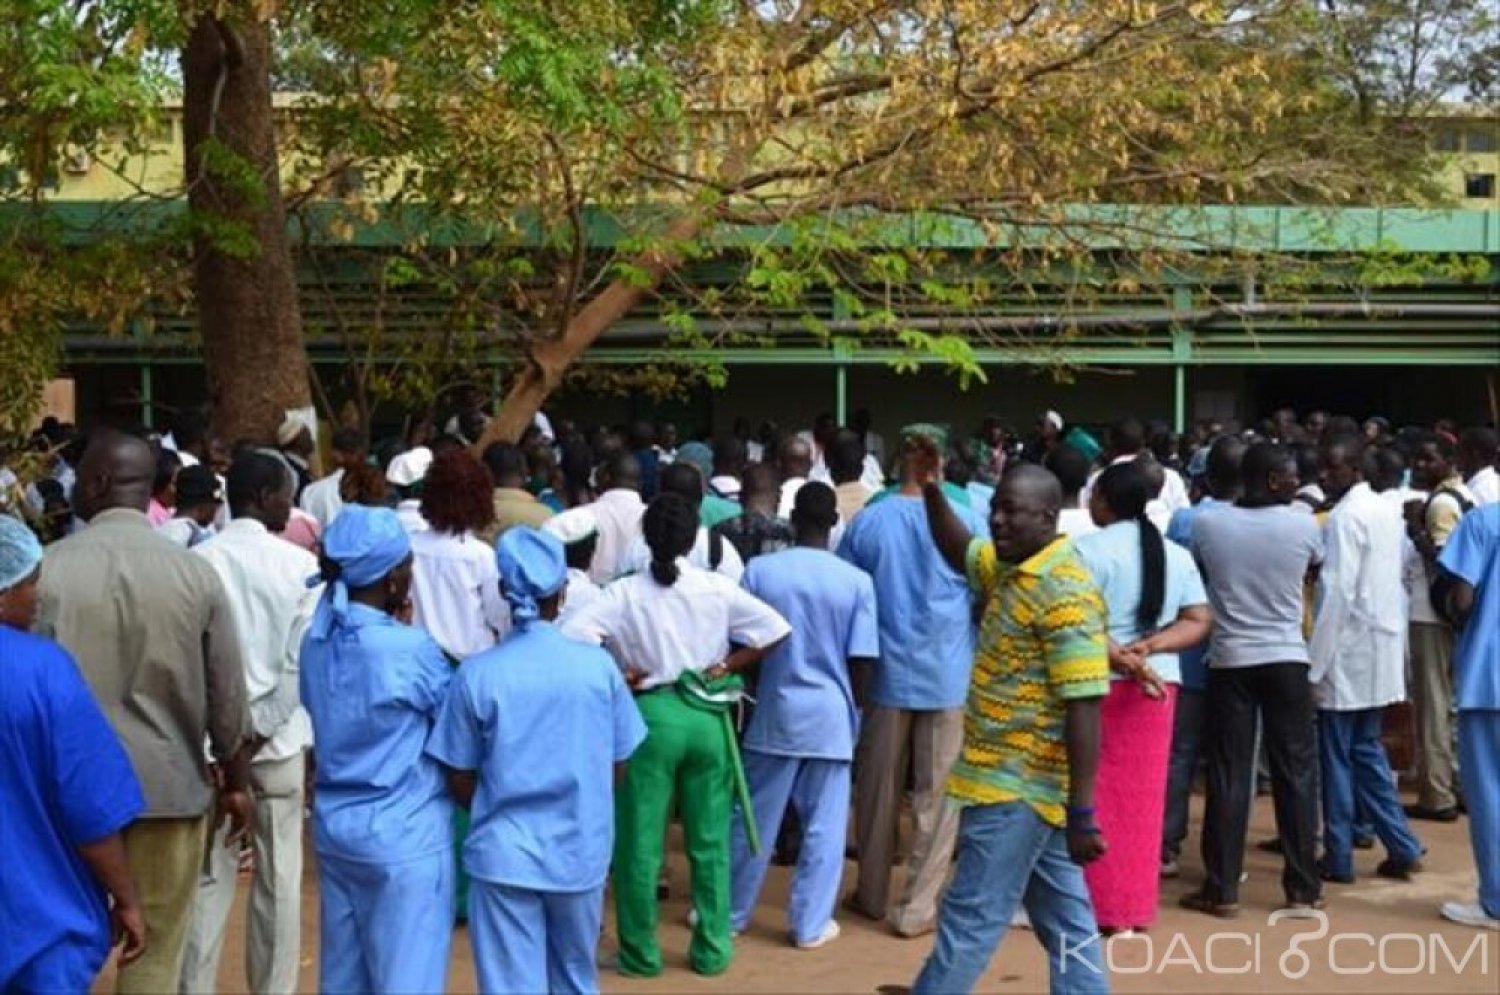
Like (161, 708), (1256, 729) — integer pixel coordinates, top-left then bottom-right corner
(741, 547), (881, 761)
(1440, 504), (1500, 710)
(837, 493), (983, 710)
(1074, 519), (1209, 685)
(299, 602), (455, 864)
(427, 621), (646, 892)
(1165, 498), (1222, 690)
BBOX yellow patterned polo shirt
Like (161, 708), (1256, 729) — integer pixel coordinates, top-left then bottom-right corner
(946, 535), (1109, 827)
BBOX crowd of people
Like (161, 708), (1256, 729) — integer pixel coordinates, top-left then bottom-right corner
(1, 399), (1497, 995)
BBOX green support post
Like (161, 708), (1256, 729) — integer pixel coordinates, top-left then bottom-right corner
(835, 362), (848, 425)
(1170, 287), (1194, 434)
(140, 363), (154, 430)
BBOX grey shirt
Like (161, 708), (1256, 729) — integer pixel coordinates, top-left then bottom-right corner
(36, 507), (249, 818)
(1191, 503), (1324, 669)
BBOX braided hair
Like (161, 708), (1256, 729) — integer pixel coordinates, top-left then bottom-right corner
(1095, 460), (1166, 631)
(641, 492), (699, 586)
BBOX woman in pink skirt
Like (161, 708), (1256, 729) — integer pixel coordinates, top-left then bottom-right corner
(1074, 460), (1211, 933)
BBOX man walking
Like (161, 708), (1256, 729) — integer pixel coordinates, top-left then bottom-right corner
(181, 452), (321, 994)
(36, 431), (252, 994)
(1404, 433), (1475, 822)
(1309, 439), (1425, 885)
(1182, 443), (1324, 917)
(1436, 502), (1500, 930)
(911, 462), (1111, 994)
(838, 425), (985, 938)
(731, 483), (880, 949)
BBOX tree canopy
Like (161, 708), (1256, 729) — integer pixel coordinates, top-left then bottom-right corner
(1, 0), (1487, 438)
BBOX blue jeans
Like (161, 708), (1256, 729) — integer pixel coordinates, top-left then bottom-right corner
(1458, 711), (1500, 918)
(1162, 687), (1205, 862)
(912, 801), (1108, 995)
(1317, 709), (1424, 878)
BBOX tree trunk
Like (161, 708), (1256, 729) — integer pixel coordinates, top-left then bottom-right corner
(477, 213), (705, 448)
(182, 9), (311, 445)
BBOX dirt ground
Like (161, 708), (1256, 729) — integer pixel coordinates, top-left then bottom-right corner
(100, 793), (1496, 994)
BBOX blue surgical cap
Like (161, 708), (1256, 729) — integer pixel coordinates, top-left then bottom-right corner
(0, 515), (43, 591)
(496, 526), (566, 628)
(675, 441), (714, 481)
(309, 505), (411, 637)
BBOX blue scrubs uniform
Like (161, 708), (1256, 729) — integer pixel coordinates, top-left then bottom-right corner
(836, 494), (981, 711)
(733, 548), (880, 942)
(1440, 505), (1500, 918)
(299, 603), (456, 995)
(428, 621), (646, 995)
(1, 628), (144, 994)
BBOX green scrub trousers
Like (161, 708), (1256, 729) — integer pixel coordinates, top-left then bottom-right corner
(612, 688), (734, 977)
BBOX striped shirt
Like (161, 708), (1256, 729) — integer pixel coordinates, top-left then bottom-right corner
(946, 536), (1109, 826)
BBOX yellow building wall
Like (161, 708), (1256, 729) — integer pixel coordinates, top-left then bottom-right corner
(16, 99), (1499, 210)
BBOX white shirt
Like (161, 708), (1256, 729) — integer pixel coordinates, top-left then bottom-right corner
(618, 527), (745, 582)
(300, 470), (345, 528)
(396, 499), (429, 535)
(1080, 456), (1188, 533)
(194, 518), (319, 761)
(778, 477), (809, 520)
(409, 529), (510, 659)
(1310, 483), (1408, 710)
(560, 568), (604, 623)
(1058, 507), (1099, 538)
(563, 564), (790, 691)
(583, 489), (647, 583)
(1468, 466), (1500, 506)
(157, 517), (215, 548)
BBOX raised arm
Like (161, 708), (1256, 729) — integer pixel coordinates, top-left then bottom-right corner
(922, 482), (972, 576)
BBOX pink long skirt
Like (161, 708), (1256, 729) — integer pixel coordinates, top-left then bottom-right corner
(1084, 679), (1178, 931)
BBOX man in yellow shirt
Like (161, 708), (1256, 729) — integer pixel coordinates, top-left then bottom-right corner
(909, 459), (1111, 995)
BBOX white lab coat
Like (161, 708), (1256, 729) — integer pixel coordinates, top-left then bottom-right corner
(1310, 483), (1408, 710)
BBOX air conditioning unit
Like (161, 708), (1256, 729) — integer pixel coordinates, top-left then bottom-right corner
(63, 150), (92, 174)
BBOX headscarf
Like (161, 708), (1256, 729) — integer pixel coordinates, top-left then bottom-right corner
(901, 423), (949, 450)
(674, 441), (714, 482)
(308, 505), (411, 637)
(496, 526), (567, 628)
(0, 515), (43, 591)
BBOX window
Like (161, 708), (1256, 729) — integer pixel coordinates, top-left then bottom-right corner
(1465, 173), (1496, 199)
(1467, 128), (1498, 153)
(1431, 127), (1462, 152)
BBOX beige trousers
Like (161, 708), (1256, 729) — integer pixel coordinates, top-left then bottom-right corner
(1409, 622), (1458, 811)
(851, 705), (964, 936)
(117, 815), (210, 995)
(179, 753), (306, 994)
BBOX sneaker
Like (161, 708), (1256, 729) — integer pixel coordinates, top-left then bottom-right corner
(1440, 902), (1500, 932)
(1160, 858), (1181, 879)
(796, 920), (841, 950)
